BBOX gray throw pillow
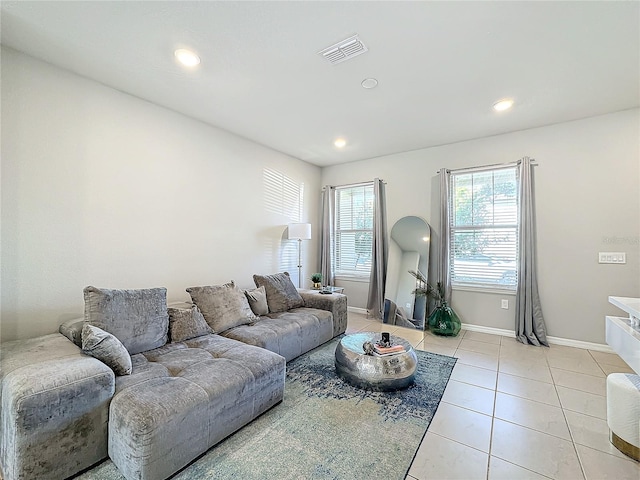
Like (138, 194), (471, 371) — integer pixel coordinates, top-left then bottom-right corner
(187, 281), (257, 333)
(253, 272), (304, 313)
(168, 305), (214, 342)
(244, 286), (269, 316)
(83, 286), (169, 355)
(81, 324), (132, 376)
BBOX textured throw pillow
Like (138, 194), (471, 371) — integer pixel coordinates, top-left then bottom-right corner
(244, 286), (269, 316)
(81, 324), (132, 376)
(168, 305), (214, 342)
(253, 272), (304, 313)
(187, 281), (257, 333)
(83, 286), (169, 355)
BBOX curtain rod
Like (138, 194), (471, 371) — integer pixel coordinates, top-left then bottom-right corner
(437, 158), (537, 174)
(324, 179), (386, 190)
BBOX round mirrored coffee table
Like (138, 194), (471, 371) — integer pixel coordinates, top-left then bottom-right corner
(334, 332), (418, 391)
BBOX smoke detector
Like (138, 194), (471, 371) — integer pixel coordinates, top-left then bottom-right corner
(318, 35), (368, 65)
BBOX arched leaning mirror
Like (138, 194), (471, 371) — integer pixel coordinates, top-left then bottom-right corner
(384, 216), (431, 330)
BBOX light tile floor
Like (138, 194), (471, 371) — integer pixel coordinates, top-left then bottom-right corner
(345, 311), (640, 480)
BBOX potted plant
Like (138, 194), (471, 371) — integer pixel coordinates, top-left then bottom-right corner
(310, 273), (323, 290)
(409, 270), (461, 336)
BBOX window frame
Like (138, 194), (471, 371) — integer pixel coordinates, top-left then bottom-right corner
(449, 165), (519, 292)
(333, 182), (375, 280)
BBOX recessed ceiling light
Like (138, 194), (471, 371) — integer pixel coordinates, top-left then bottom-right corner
(334, 138), (347, 148)
(493, 99), (514, 111)
(361, 78), (378, 89)
(174, 49), (200, 67)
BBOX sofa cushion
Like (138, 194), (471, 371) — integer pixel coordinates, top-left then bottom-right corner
(244, 286), (269, 316)
(82, 324), (132, 376)
(253, 272), (304, 313)
(83, 286), (169, 355)
(221, 308), (333, 362)
(168, 305), (213, 343)
(187, 281), (257, 333)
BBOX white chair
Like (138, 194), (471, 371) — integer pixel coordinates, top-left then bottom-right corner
(606, 373), (640, 461)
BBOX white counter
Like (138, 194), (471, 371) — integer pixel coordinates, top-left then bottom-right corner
(606, 297), (640, 374)
(609, 296), (640, 322)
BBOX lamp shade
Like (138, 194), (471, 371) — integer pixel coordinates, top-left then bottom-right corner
(288, 223), (311, 240)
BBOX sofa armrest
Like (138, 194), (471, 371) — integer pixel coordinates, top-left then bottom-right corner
(1, 334), (115, 480)
(59, 317), (84, 347)
(299, 290), (348, 337)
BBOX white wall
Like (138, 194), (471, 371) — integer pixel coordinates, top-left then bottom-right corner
(1, 48), (322, 342)
(322, 109), (640, 344)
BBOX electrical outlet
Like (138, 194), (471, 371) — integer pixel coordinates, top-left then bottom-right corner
(405, 303), (411, 309)
(501, 299), (509, 309)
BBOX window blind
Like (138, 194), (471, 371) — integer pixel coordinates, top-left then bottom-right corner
(335, 183), (374, 277)
(450, 167), (518, 289)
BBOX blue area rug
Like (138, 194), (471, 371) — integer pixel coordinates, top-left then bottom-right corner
(80, 336), (456, 480)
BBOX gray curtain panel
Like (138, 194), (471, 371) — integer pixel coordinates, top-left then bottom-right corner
(438, 169), (452, 304)
(320, 186), (336, 286)
(515, 157), (549, 346)
(367, 179), (388, 319)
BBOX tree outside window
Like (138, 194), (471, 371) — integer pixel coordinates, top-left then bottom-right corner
(450, 167), (518, 288)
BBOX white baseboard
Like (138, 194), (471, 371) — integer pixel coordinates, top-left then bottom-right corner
(545, 335), (613, 353)
(345, 313), (613, 352)
(347, 306), (368, 315)
(461, 323), (613, 353)
(461, 323), (514, 337)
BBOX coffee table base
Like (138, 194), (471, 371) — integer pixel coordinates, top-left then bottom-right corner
(334, 332), (418, 392)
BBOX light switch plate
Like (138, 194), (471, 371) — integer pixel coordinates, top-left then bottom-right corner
(599, 252), (626, 264)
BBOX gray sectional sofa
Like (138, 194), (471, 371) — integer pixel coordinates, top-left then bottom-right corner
(0, 273), (347, 480)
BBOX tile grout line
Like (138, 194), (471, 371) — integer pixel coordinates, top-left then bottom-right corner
(484, 338), (502, 480)
(496, 338), (557, 480)
(587, 349), (611, 377)
(548, 350), (589, 480)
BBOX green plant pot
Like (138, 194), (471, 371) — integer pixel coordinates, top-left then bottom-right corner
(428, 305), (461, 337)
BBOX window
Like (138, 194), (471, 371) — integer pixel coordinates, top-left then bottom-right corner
(335, 183), (374, 278)
(450, 166), (518, 289)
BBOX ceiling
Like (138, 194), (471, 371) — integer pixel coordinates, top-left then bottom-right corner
(2, 1), (638, 167)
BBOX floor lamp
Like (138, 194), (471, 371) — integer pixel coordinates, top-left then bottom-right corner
(288, 223), (311, 288)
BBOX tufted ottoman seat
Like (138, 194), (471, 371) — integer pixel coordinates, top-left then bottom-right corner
(606, 373), (640, 461)
(109, 335), (285, 480)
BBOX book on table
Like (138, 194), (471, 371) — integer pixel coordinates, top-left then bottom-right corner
(373, 344), (406, 356)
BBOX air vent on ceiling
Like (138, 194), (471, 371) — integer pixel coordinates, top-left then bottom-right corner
(318, 35), (368, 65)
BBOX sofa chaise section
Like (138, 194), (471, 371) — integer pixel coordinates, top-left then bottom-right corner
(109, 336), (285, 480)
(0, 334), (115, 480)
